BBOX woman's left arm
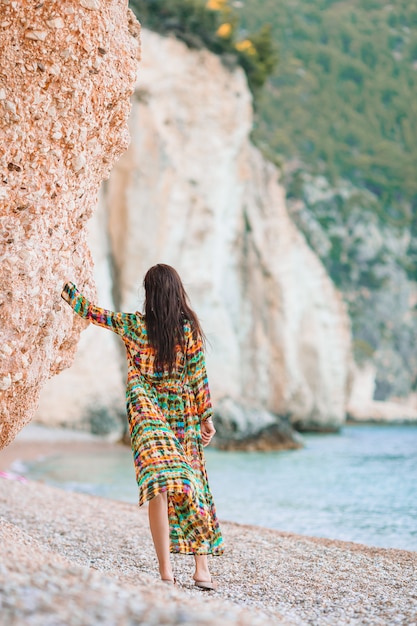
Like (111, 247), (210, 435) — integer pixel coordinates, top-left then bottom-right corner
(200, 418), (216, 447)
(186, 328), (214, 423)
(62, 282), (134, 336)
(186, 332), (216, 446)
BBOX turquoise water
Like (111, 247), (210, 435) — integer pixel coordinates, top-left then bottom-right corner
(21, 425), (417, 551)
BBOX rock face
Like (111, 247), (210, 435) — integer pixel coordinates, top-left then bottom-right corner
(0, 1), (140, 448)
(347, 363), (417, 423)
(102, 30), (352, 432)
(34, 189), (126, 434)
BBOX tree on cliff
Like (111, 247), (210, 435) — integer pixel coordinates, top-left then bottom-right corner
(129, 0), (278, 93)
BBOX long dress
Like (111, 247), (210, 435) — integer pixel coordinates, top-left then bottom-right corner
(62, 282), (224, 556)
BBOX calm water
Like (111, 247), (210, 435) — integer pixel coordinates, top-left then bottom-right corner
(21, 425), (417, 551)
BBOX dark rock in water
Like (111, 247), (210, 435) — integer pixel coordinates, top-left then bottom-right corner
(215, 422), (303, 452)
(291, 418), (341, 434)
(213, 398), (303, 452)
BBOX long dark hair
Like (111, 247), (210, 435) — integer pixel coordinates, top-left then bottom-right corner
(144, 264), (204, 371)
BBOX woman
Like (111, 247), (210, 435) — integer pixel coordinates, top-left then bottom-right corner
(61, 264), (223, 589)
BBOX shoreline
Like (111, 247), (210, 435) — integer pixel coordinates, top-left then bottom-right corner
(1, 477), (416, 626)
(2, 422), (416, 554)
(3, 451), (416, 559)
(3, 420), (417, 476)
(346, 417), (417, 426)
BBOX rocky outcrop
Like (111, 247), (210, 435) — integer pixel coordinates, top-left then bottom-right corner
(213, 399), (303, 451)
(288, 172), (417, 405)
(34, 189), (126, 433)
(348, 401), (417, 424)
(0, 1), (140, 449)
(347, 363), (417, 424)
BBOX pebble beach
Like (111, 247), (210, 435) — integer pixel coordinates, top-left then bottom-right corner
(1, 445), (416, 626)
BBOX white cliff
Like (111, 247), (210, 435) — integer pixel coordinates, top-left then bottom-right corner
(348, 362), (417, 423)
(36, 29), (352, 434)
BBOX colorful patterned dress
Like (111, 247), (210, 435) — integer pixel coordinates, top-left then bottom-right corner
(62, 283), (223, 556)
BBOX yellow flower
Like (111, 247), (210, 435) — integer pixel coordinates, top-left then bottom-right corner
(235, 39), (257, 55)
(217, 22), (233, 38)
(206, 0), (227, 10)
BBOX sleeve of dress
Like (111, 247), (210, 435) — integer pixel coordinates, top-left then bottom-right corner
(186, 327), (213, 422)
(61, 281), (134, 337)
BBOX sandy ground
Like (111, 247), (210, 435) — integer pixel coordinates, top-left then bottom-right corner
(0, 424), (122, 473)
(1, 426), (417, 625)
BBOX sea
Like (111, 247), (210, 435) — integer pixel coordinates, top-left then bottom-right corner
(19, 424), (417, 551)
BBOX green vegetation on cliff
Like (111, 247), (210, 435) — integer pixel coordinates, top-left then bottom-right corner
(129, 0), (277, 93)
(239, 0), (417, 229)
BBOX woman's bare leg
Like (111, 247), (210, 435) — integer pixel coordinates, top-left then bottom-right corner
(193, 554), (211, 582)
(148, 492), (174, 581)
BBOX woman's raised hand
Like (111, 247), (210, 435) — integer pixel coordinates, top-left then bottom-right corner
(61, 281), (76, 303)
(201, 418), (216, 447)
(61, 282), (71, 303)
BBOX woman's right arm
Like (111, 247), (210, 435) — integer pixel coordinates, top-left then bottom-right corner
(61, 282), (134, 336)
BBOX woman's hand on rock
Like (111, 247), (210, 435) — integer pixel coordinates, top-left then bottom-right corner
(201, 418), (216, 447)
(61, 281), (72, 303)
